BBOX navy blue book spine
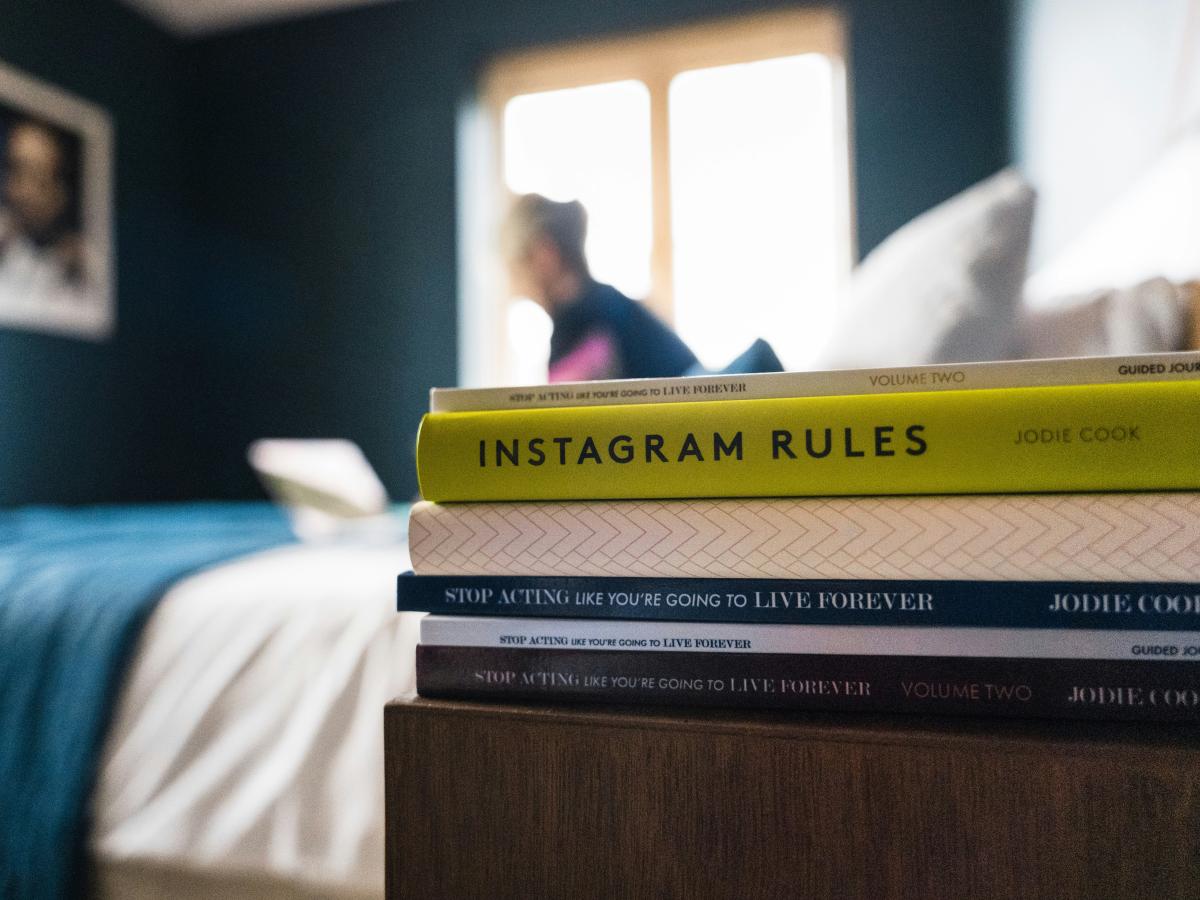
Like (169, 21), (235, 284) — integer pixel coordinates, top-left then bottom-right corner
(416, 646), (1200, 723)
(397, 574), (1200, 630)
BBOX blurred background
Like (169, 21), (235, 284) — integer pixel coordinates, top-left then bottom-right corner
(1, 0), (1197, 505)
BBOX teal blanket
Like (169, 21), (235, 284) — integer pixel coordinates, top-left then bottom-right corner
(0, 504), (293, 899)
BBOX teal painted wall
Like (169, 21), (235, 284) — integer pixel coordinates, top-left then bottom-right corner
(0, 0), (191, 504)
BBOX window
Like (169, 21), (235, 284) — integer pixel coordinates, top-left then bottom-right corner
(459, 9), (851, 386)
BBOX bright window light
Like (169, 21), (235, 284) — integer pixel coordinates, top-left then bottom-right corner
(503, 80), (653, 300)
(505, 297), (553, 385)
(669, 54), (840, 370)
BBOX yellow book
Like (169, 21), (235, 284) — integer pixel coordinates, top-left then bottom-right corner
(415, 381), (1200, 502)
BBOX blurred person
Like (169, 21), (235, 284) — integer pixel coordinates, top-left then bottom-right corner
(503, 193), (698, 382)
(0, 116), (96, 318)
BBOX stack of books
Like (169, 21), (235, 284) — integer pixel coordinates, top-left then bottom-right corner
(400, 352), (1200, 721)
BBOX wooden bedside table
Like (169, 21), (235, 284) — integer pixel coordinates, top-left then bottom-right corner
(385, 697), (1200, 900)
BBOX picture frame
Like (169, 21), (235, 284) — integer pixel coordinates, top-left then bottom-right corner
(0, 59), (114, 340)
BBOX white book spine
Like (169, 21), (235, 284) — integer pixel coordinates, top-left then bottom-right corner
(429, 352), (1200, 412)
(407, 493), (1200, 582)
(419, 616), (1200, 661)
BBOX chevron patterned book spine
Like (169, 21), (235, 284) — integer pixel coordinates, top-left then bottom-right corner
(415, 381), (1200, 502)
(431, 351), (1200, 412)
(406, 493), (1200, 582)
(415, 646), (1200, 722)
(396, 575), (1200, 629)
(419, 615), (1200, 660)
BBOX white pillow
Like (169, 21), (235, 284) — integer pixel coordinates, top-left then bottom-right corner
(1025, 131), (1200, 305)
(247, 439), (399, 542)
(1017, 278), (1190, 359)
(815, 169), (1035, 369)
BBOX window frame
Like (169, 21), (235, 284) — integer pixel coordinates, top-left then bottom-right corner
(462, 8), (853, 386)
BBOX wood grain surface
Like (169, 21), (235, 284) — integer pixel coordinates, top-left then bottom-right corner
(385, 698), (1200, 900)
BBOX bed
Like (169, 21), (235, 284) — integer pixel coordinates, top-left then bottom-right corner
(90, 537), (421, 899)
(0, 503), (419, 900)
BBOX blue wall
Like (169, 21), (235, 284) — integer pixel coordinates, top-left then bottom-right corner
(187, 0), (1012, 501)
(0, 0), (191, 504)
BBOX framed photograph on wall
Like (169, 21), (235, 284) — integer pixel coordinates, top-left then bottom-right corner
(0, 59), (113, 340)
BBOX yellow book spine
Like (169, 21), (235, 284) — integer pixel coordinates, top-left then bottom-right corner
(415, 381), (1200, 502)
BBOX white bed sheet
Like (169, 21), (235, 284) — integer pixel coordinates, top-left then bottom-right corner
(90, 540), (421, 898)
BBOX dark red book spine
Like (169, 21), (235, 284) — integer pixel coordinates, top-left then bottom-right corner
(416, 645), (1200, 722)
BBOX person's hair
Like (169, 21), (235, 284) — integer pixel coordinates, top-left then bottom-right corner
(502, 193), (590, 276)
